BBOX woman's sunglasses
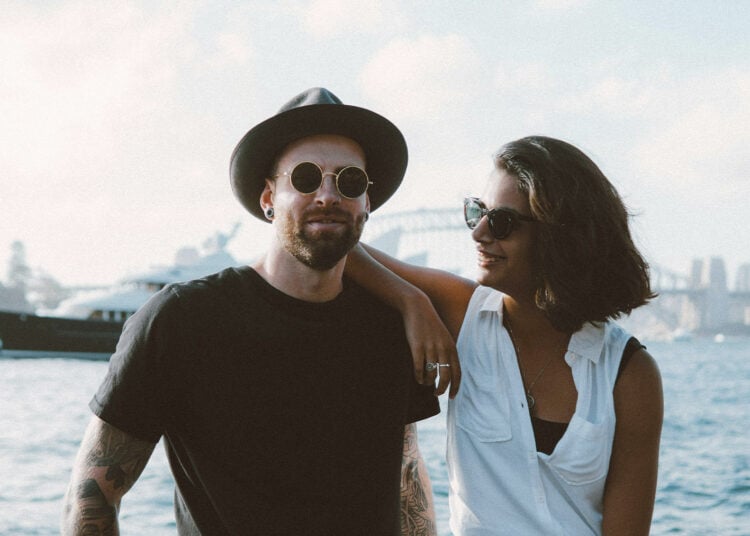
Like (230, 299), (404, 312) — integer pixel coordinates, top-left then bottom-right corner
(275, 161), (373, 199)
(463, 197), (537, 239)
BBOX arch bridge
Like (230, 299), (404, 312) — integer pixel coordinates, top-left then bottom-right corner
(363, 207), (749, 335)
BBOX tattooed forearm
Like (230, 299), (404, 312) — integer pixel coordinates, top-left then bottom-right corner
(61, 417), (156, 535)
(401, 465), (435, 536)
(62, 478), (119, 536)
(74, 479), (117, 535)
(400, 424), (437, 536)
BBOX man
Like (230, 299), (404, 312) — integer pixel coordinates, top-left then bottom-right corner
(61, 88), (440, 535)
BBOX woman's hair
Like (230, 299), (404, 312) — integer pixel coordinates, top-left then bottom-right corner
(494, 135), (655, 332)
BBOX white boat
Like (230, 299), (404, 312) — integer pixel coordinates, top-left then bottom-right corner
(1, 226), (241, 360)
(52, 224), (241, 322)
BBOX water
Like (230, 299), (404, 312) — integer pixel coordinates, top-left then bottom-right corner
(1, 339), (749, 535)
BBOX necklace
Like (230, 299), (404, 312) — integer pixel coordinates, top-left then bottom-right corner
(504, 315), (562, 412)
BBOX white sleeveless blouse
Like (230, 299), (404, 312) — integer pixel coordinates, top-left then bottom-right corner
(447, 285), (631, 535)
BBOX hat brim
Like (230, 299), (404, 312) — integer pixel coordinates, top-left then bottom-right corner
(230, 103), (407, 221)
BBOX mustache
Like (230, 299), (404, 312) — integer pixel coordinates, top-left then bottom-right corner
(302, 208), (358, 223)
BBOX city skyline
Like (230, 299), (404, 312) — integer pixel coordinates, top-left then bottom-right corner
(652, 255), (750, 293)
(3, 214), (750, 292)
(4, 211), (748, 341)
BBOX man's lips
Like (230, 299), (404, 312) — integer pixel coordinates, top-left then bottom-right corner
(304, 211), (350, 228)
(307, 216), (346, 224)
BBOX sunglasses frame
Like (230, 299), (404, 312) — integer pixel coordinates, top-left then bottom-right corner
(274, 161), (373, 199)
(463, 197), (537, 239)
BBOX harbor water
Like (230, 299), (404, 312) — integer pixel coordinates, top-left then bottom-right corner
(1, 338), (748, 535)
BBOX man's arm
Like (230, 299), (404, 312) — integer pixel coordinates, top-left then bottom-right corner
(61, 415), (157, 535)
(400, 423), (437, 536)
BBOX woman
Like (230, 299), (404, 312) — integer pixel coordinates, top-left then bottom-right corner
(347, 135), (663, 535)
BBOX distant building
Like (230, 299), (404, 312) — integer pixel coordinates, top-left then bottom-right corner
(704, 257), (729, 330)
(736, 263), (750, 292)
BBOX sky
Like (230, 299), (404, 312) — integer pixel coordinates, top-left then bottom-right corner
(1, 0), (748, 288)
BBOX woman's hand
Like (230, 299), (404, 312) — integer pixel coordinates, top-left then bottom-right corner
(344, 243), (467, 398)
(402, 290), (461, 398)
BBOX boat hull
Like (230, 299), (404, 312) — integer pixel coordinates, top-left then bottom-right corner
(0, 310), (123, 361)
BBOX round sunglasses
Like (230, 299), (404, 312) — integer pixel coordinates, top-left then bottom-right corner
(275, 161), (373, 199)
(463, 197), (537, 239)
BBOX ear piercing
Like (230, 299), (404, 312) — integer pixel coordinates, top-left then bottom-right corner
(265, 207), (274, 219)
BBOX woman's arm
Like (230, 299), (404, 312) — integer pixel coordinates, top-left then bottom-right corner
(346, 244), (476, 398)
(602, 348), (663, 535)
(352, 243), (476, 339)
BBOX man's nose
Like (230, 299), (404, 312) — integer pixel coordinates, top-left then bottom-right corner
(314, 173), (341, 204)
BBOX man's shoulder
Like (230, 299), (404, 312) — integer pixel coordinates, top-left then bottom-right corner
(342, 277), (403, 327)
(166, 266), (252, 300)
(134, 266), (259, 323)
(342, 277), (398, 309)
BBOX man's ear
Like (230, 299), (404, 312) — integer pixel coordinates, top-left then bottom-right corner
(260, 179), (275, 219)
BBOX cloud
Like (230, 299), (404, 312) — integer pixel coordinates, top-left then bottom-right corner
(491, 63), (559, 128)
(557, 76), (658, 116)
(0, 2), (196, 185)
(493, 61), (749, 201)
(359, 34), (481, 120)
(629, 68), (750, 197)
(494, 63), (555, 94)
(534, 0), (588, 9)
(300, 0), (403, 38)
(211, 33), (254, 67)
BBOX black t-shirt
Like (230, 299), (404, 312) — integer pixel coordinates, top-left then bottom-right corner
(90, 266), (439, 535)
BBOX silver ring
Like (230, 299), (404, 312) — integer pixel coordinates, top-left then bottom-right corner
(438, 363), (451, 368)
(425, 362), (438, 372)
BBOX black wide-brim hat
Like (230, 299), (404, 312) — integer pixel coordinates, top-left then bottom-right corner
(230, 87), (408, 221)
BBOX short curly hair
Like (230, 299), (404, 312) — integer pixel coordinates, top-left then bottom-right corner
(494, 136), (655, 332)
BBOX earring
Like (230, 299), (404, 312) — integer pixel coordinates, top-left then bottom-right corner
(364, 211), (370, 222)
(265, 207), (274, 219)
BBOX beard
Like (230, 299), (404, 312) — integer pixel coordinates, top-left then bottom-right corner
(277, 208), (367, 271)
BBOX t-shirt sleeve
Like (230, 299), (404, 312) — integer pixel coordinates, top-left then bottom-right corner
(404, 376), (440, 424)
(89, 286), (183, 442)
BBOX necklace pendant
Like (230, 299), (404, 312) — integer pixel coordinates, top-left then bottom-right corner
(526, 392), (535, 409)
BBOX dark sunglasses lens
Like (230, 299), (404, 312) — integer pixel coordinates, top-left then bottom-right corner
(337, 167), (369, 198)
(464, 200), (483, 229)
(489, 211), (513, 239)
(290, 162), (323, 194)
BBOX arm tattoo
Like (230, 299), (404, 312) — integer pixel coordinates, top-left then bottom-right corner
(400, 424), (437, 536)
(83, 423), (152, 492)
(62, 420), (155, 535)
(75, 479), (117, 536)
